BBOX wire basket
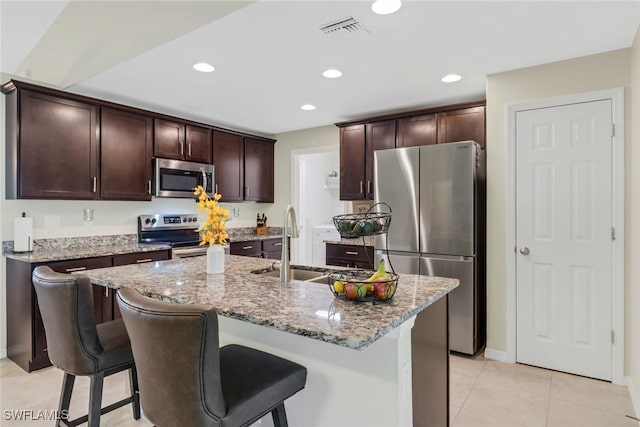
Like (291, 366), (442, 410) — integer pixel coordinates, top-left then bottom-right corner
(328, 270), (399, 302)
(332, 202), (392, 238)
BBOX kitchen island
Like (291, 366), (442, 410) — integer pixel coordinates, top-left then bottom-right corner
(84, 254), (457, 426)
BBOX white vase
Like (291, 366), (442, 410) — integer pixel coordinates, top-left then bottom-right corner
(206, 244), (225, 274)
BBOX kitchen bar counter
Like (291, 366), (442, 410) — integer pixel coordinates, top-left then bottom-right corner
(84, 255), (455, 426)
(85, 255), (456, 349)
(4, 242), (171, 263)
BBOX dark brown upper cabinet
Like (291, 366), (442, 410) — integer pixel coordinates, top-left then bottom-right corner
(365, 120), (396, 199)
(397, 114), (437, 147)
(7, 89), (100, 199)
(437, 106), (485, 148)
(154, 118), (212, 163)
(244, 137), (274, 203)
(339, 125), (366, 200)
(100, 107), (153, 201)
(212, 131), (244, 202)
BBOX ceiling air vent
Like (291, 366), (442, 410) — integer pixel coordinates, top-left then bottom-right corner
(319, 17), (368, 39)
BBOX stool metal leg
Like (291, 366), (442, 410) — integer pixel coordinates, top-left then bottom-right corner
(88, 372), (104, 427)
(57, 373), (75, 427)
(271, 403), (288, 427)
(129, 365), (141, 420)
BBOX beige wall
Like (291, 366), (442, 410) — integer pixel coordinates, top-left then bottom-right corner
(628, 26), (640, 405)
(485, 47), (634, 376)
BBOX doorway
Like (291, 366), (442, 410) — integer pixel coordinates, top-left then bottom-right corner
(291, 147), (345, 264)
(506, 88), (624, 384)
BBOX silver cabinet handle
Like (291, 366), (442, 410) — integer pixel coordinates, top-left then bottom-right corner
(345, 251), (359, 256)
(367, 180), (371, 194)
(65, 266), (87, 272)
(105, 288), (109, 297)
(519, 247), (530, 256)
(215, 184), (218, 194)
(136, 258), (153, 263)
(147, 180), (152, 195)
(242, 245), (253, 250)
(180, 141), (184, 155)
(188, 143), (192, 156)
(274, 242), (283, 246)
(92, 177), (97, 193)
(360, 181), (363, 194)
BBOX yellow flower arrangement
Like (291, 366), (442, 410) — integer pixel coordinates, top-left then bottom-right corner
(193, 185), (229, 246)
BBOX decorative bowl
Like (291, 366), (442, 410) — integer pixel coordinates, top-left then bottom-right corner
(327, 270), (399, 302)
(332, 212), (391, 239)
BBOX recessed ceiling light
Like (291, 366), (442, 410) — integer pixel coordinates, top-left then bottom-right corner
(322, 69), (343, 78)
(193, 62), (215, 73)
(300, 104), (316, 111)
(372, 0), (402, 15)
(441, 74), (462, 83)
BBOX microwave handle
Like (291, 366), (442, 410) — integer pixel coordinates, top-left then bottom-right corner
(201, 169), (208, 193)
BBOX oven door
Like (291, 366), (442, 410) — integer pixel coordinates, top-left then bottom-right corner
(154, 158), (214, 198)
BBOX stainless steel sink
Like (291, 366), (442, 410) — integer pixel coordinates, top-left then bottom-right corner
(251, 264), (329, 283)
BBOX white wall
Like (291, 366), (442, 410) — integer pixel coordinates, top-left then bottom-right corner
(485, 46), (635, 381)
(627, 26), (640, 414)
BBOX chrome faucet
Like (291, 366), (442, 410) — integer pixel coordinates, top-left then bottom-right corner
(280, 205), (300, 283)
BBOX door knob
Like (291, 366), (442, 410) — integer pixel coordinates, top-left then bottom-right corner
(519, 247), (530, 256)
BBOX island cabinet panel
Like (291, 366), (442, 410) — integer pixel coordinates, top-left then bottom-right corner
(212, 131), (244, 202)
(262, 238), (284, 259)
(230, 241), (262, 257)
(437, 106), (486, 148)
(397, 113), (437, 148)
(17, 90), (100, 199)
(244, 137), (274, 202)
(5, 250), (171, 372)
(153, 119), (212, 163)
(325, 243), (374, 269)
(100, 107), (153, 201)
(339, 125), (366, 200)
(365, 120), (396, 199)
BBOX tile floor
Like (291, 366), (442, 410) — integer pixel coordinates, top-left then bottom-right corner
(1, 355), (637, 426)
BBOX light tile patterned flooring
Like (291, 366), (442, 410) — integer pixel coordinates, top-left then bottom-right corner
(1, 355), (637, 426)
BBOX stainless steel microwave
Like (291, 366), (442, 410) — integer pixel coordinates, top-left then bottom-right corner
(154, 158), (214, 198)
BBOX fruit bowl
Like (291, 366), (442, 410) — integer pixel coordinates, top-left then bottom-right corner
(332, 212), (391, 238)
(328, 270), (399, 302)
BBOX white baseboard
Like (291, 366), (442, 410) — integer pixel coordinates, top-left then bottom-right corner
(626, 376), (640, 421)
(0, 348), (6, 359)
(483, 347), (508, 363)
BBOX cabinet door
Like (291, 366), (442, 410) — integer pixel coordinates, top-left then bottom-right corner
(397, 114), (437, 148)
(213, 131), (244, 201)
(244, 138), (274, 202)
(437, 106), (486, 148)
(154, 118), (185, 160)
(101, 107), (153, 200)
(19, 90), (99, 199)
(365, 120), (396, 199)
(186, 125), (212, 163)
(339, 125), (366, 200)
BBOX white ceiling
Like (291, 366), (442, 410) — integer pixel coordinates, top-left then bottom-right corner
(2, 1), (639, 137)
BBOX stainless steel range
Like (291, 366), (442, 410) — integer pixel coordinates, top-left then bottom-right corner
(138, 214), (207, 258)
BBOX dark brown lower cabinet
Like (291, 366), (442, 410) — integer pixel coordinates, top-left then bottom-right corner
(229, 237), (287, 260)
(325, 243), (374, 270)
(5, 249), (170, 372)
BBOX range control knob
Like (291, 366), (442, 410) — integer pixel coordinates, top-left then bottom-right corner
(183, 217), (188, 223)
(151, 218), (157, 225)
(145, 218), (151, 225)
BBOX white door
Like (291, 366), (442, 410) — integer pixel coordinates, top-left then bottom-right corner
(515, 100), (613, 381)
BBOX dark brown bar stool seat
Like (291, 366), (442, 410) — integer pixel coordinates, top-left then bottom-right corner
(32, 266), (140, 427)
(116, 287), (307, 427)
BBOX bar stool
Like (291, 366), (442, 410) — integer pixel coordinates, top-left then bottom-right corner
(32, 266), (140, 427)
(116, 287), (307, 427)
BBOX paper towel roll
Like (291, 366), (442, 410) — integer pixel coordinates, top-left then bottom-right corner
(14, 217), (33, 252)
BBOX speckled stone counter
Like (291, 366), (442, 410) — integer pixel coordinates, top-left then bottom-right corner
(3, 234), (170, 264)
(227, 226), (283, 242)
(83, 255), (457, 350)
(324, 236), (375, 247)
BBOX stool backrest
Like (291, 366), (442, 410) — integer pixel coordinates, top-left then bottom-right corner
(32, 266), (103, 374)
(116, 288), (227, 426)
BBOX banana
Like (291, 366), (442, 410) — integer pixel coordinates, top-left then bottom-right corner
(367, 259), (390, 282)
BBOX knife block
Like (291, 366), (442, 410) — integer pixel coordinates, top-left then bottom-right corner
(256, 224), (267, 235)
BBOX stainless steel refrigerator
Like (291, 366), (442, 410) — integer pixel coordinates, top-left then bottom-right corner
(374, 141), (485, 355)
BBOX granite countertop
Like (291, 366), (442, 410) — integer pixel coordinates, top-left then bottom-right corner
(4, 242), (172, 264)
(83, 255), (458, 350)
(229, 234), (283, 243)
(324, 236), (376, 247)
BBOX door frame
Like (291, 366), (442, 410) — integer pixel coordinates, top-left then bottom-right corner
(505, 88), (625, 384)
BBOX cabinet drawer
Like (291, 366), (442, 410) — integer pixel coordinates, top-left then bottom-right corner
(230, 241), (262, 257)
(45, 256), (112, 274)
(325, 244), (374, 263)
(262, 238), (284, 252)
(113, 250), (170, 266)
